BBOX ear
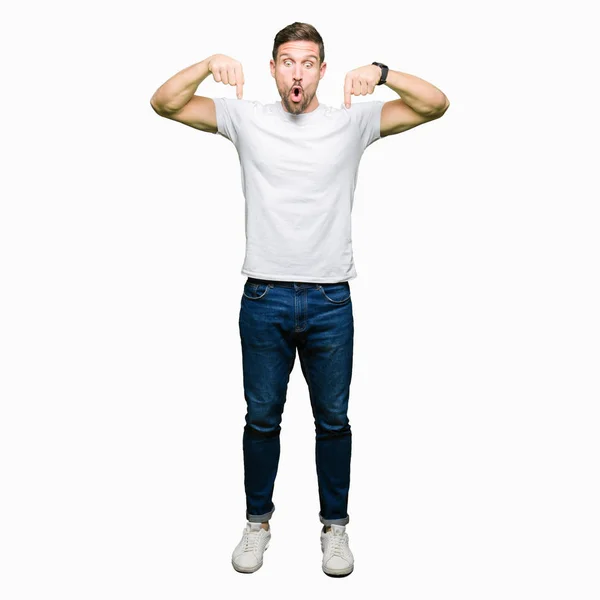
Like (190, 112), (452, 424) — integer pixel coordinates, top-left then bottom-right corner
(270, 59), (275, 78)
(320, 61), (327, 80)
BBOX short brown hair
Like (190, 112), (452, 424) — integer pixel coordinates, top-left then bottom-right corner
(272, 22), (325, 65)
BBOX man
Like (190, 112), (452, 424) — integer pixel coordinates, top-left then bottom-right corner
(150, 22), (449, 577)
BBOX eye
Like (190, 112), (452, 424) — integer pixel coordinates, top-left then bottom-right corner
(282, 60), (313, 68)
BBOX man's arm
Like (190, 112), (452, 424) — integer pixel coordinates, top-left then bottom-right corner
(150, 54), (245, 133)
(150, 57), (214, 114)
(150, 57), (217, 133)
(150, 55), (245, 134)
(380, 69), (449, 137)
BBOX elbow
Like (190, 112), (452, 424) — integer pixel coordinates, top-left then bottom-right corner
(150, 92), (175, 116)
(150, 96), (165, 115)
(424, 98), (449, 120)
(436, 96), (450, 116)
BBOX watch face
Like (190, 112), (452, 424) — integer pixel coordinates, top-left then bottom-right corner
(374, 63), (387, 83)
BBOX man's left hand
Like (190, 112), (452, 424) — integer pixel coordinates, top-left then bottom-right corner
(344, 64), (381, 108)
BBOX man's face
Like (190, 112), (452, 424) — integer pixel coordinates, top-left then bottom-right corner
(270, 40), (326, 114)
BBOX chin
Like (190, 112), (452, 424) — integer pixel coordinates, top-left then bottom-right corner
(288, 97), (309, 113)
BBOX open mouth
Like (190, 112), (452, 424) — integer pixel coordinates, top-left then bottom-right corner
(291, 86), (303, 102)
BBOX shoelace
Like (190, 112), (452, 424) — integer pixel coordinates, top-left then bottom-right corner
(242, 528), (262, 553)
(327, 532), (349, 558)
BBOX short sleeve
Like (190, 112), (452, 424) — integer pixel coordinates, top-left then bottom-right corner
(213, 97), (251, 145)
(345, 100), (384, 151)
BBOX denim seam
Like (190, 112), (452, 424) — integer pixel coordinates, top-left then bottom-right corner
(247, 505), (275, 522)
(317, 285), (351, 304)
(242, 285), (271, 300)
(319, 513), (350, 526)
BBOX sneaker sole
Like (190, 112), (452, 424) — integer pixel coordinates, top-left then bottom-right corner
(232, 542), (269, 573)
(322, 564), (354, 577)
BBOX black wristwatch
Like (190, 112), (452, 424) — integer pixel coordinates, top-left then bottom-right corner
(372, 62), (389, 85)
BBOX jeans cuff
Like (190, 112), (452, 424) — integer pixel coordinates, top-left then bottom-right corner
(247, 504), (275, 523)
(319, 512), (349, 526)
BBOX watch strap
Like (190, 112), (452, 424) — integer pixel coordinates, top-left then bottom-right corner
(372, 62), (389, 85)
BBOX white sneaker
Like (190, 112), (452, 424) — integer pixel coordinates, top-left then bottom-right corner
(320, 524), (354, 576)
(232, 522), (271, 573)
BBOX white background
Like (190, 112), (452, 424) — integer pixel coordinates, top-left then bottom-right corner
(1, 1), (599, 598)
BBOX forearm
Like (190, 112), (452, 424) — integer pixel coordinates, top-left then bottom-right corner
(384, 69), (449, 116)
(150, 56), (213, 114)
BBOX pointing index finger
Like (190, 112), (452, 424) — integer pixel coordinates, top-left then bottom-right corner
(236, 65), (244, 99)
(344, 75), (352, 108)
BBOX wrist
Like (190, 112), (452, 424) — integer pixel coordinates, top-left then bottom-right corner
(372, 62), (388, 85)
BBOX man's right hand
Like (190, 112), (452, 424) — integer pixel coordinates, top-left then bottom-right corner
(208, 54), (245, 99)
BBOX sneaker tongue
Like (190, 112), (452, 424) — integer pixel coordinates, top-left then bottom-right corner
(249, 522), (262, 531)
(330, 524), (345, 535)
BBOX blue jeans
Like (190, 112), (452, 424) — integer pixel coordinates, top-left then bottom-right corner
(238, 277), (354, 526)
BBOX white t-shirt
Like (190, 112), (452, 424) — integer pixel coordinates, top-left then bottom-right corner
(213, 97), (384, 283)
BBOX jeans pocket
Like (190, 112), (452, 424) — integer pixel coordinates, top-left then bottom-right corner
(318, 282), (351, 304)
(242, 281), (272, 300)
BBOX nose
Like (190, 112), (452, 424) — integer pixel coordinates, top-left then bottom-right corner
(293, 65), (303, 81)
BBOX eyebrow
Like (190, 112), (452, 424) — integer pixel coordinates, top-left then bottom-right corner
(280, 54), (318, 61)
